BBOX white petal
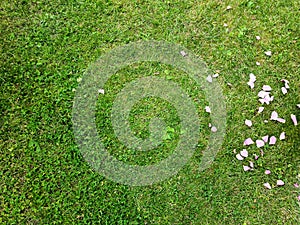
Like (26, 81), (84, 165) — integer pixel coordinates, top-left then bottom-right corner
(208, 123), (212, 128)
(212, 73), (219, 78)
(269, 136), (277, 145)
(281, 87), (288, 95)
(256, 140), (265, 148)
(265, 51), (272, 56)
(259, 98), (266, 104)
(265, 170), (271, 175)
(226, 5), (232, 10)
(256, 61), (261, 66)
(205, 106), (211, 113)
(256, 36), (261, 40)
(180, 50), (188, 57)
(297, 104), (300, 109)
(264, 120), (268, 123)
(258, 107), (264, 113)
(247, 81), (255, 89)
(240, 149), (248, 158)
(262, 135), (269, 143)
(243, 165), (251, 171)
(276, 118), (286, 123)
(244, 138), (254, 146)
(263, 182), (272, 189)
(98, 89), (105, 94)
(276, 180), (285, 186)
(211, 126), (218, 132)
(291, 114), (298, 126)
(270, 111), (278, 120)
(254, 154), (259, 160)
(206, 75), (213, 83)
(258, 91), (269, 98)
(245, 119), (252, 127)
(249, 73), (256, 82)
(262, 85), (272, 91)
(223, 23), (228, 27)
(249, 161), (254, 168)
(236, 154), (244, 161)
(279, 132), (285, 140)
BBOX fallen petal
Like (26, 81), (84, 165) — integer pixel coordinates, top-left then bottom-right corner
(208, 123), (212, 128)
(236, 154), (244, 161)
(249, 73), (256, 82)
(260, 149), (264, 156)
(243, 165), (251, 171)
(249, 161), (254, 168)
(212, 73), (219, 78)
(262, 85), (272, 91)
(180, 50), (188, 57)
(256, 61), (261, 66)
(276, 180), (285, 186)
(294, 183), (299, 188)
(223, 23), (228, 27)
(297, 104), (300, 109)
(276, 118), (286, 123)
(281, 87), (288, 95)
(205, 106), (211, 113)
(256, 140), (265, 148)
(226, 5), (232, 10)
(279, 132), (285, 140)
(270, 111), (278, 120)
(240, 149), (248, 158)
(262, 135), (269, 143)
(211, 126), (218, 132)
(265, 170), (271, 175)
(98, 89), (105, 94)
(256, 36), (261, 40)
(245, 119), (252, 127)
(244, 138), (254, 146)
(291, 114), (298, 126)
(298, 196), (300, 201)
(247, 81), (255, 89)
(269, 136), (277, 145)
(263, 182), (272, 189)
(254, 154), (259, 160)
(206, 75), (213, 83)
(265, 51), (272, 56)
(258, 107), (264, 113)
(258, 91), (269, 98)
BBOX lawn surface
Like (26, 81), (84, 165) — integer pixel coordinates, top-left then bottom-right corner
(1, 0), (299, 224)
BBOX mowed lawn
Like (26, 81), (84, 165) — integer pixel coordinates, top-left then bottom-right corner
(1, 0), (299, 224)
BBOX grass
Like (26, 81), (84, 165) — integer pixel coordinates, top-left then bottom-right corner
(1, 0), (299, 224)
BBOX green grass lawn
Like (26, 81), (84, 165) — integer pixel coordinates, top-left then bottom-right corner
(1, 0), (299, 224)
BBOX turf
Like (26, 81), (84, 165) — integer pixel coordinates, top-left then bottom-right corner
(1, 0), (299, 224)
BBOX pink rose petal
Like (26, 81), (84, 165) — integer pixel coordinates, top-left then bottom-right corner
(270, 111), (278, 120)
(240, 149), (248, 158)
(265, 170), (271, 175)
(276, 180), (284, 186)
(244, 138), (254, 146)
(279, 132), (285, 140)
(262, 135), (269, 143)
(205, 106), (211, 113)
(211, 126), (218, 132)
(298, 196), (300, 201)
(294, 183), (299, 188)
(256, 140), (265, 148)
(291, 114), (298, 126)
(263, 182), (272, 189)
(254, 154), (259, 160)
(258, 107), (264, 113)
(245, 119), (252, 127)
(262, 85), (272, 91)
(269, 136), (277, 145)
(281, 87), (288, 95)
(243, 165), (251, 171)
(236, 154), (244, 161)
